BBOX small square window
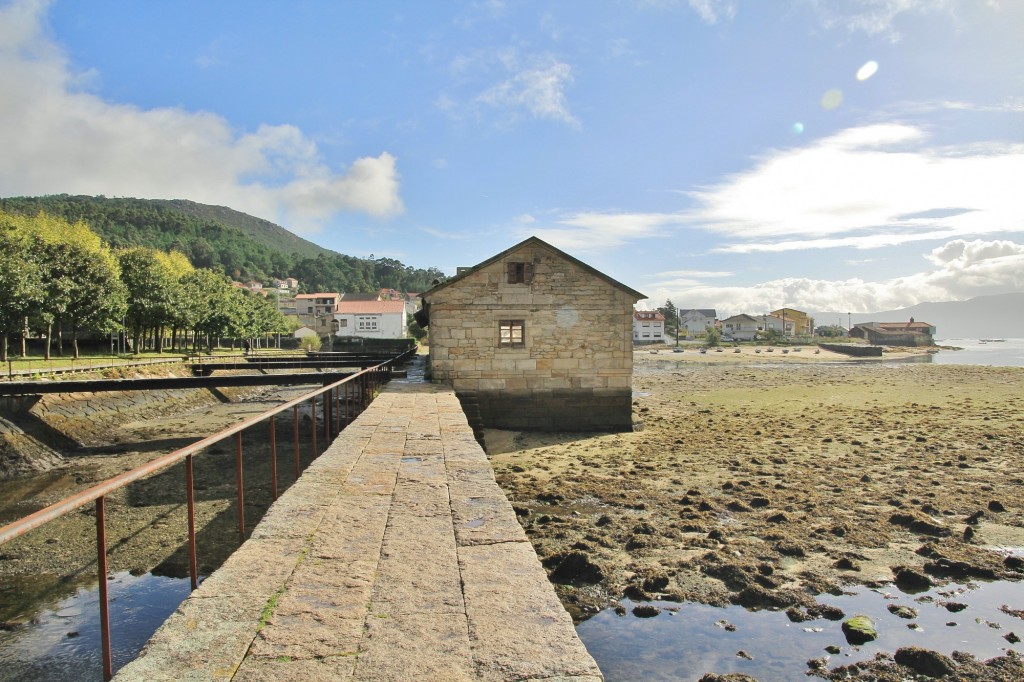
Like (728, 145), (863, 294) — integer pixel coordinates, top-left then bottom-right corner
(498, 320), (525, 347)
(506, 261), (533, 284)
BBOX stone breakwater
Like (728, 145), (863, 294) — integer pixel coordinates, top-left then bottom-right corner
(115, 377), (601, 681)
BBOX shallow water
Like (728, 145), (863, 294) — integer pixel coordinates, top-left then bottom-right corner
(932, 338), (1024, 367)
(0, 571), (192, 681)
(577, 579), (1024, 682)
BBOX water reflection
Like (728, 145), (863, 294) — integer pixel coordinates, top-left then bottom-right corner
(577, 580), (1024, 682)
(0, 571), (191, 682)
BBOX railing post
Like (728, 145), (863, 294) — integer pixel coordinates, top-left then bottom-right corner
(311, 397), (318, 456)
(323, 390), (331, 444)
(185, 454), (198, 591)
(96, 496), (113, 681)
(293, 404), (300, 479)
(333, 385), (340, 435)
(235, 432), (245, 541)
(269, 417), (278, 501)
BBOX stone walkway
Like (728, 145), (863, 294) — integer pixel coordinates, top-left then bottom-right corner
(114, 374), (602, 681)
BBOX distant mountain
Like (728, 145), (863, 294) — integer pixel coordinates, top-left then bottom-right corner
(813, 292), (1024, 340)
(150, 199), (334, 260)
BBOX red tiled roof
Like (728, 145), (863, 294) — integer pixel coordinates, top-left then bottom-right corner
(296, 292), (340, 300)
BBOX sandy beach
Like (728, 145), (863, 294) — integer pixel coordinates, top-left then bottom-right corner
(487, 349), (1024, 679)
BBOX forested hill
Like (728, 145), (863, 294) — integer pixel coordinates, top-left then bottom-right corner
(0, 194), (444, 294)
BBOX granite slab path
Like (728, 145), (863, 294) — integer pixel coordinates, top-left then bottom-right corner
(113, 374), (602, 681)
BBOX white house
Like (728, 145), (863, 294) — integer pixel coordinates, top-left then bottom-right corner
(721, 314), (760, 341)
(293, 326), (317, 339)
(335, 300), (407, 339)
(679, 309), (717, 336)
(633, 309), (665, 343)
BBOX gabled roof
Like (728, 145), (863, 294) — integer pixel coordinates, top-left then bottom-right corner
(721, 313), (759, 323)
(680, 309), (716, 318)
(634, 310), (665, 321)
(337, 300), (407, 314)
(420, 236), (645, 301)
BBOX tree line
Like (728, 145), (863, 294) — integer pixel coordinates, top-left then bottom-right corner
(0, 209), (291, 361)
(0, 195), (446, 294)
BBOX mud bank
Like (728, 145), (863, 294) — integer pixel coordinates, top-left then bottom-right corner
(0, 365), (325, 629)
(487, 355), (1024, 680)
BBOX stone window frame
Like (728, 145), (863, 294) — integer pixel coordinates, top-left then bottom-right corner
(498, 319), (526, 348)
(506, 261), (533, 284)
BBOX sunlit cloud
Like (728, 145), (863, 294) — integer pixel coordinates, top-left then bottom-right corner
(655, 269), (734, 278)
(642, 238), (1024, 317)
(683, 123), (1024, 249)
(0, 1), (403, 233)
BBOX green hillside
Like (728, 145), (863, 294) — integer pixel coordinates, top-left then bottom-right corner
(0, 194), (443, 294)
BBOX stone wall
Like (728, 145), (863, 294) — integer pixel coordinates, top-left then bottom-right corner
(426, 241), (637, 431)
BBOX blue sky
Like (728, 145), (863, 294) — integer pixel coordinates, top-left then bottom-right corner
(1, 0), (1021, 316)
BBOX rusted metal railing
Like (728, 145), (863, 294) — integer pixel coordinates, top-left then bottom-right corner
(0, 348), (414, 681)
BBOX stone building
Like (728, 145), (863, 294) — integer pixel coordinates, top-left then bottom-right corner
(420, 236), (644, 431)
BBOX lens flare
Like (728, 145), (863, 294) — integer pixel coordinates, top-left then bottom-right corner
(821, 89), (843, 110)
(856, 60), (879, 81)
(791, 122), (804, 135)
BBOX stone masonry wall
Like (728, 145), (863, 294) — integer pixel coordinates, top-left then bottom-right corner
(427, 242), (636, 431)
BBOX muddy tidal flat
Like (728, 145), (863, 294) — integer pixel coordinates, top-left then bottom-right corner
(487, 351), (1024, 680)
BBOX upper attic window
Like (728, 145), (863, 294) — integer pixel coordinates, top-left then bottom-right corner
(506, 261), (533, 284)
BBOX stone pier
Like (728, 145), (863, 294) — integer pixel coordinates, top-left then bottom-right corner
(114, 376), (602, 681)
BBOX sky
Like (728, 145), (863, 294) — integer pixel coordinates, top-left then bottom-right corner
(1, 0), (1022, 317)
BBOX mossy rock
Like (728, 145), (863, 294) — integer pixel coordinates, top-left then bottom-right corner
(842, 614), (878, 644)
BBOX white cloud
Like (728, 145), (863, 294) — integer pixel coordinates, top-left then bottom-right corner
(683, 123), (1024, 250)
(476, 53), (579, 128)
(522, 210), (681, 252)
(643, 238), (1024, 316)
(0, 1), (403, 232)
(809, 0), (957, 41)
(687, 0), (737, 24)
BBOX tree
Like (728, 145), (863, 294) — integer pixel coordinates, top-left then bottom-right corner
(0, 213), (43, 361)
(705, 327), (721, 347)
(21, 212), (127, 358)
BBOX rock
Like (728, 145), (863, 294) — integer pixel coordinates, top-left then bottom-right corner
(989, 500), (1006, 512)
(698, 675), (759, 682)
(825, 645), (842, 654)
(924, 558), (997, 580)
(735, 650), (753, 660)
(893, 646), (957, 678)
(545, 551), (604, 584)
(642, 573), (670, 592)
(888, 604), (919, 619)
(965, 510), (984, 525)
(1005, 632), (1021, 644)
(943, 602), (968, 613)
(1005, 555), (1024, 571)
(632, 604), (661, 618)
(893, 566), (933, 591)
(888, 512), (951, 537)
(834, 557), (860, 571)
(726, 500), (752, 513)
(766, 512), (788, 523)
(842, 615), (878, 644)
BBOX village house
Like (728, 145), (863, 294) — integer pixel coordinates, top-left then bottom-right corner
(721, 314), (761, 340)
(633, 309), (666, 344)
(851, 318), (936, 346)
(334, 300), (407, 340)
(770, 308), (814, 337)
(419, 236), (644, 431)
(678, 309), (717, 336)
(295, 293), (341, 332)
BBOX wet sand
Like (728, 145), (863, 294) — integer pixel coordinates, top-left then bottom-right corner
(487, 350), (1024, 679)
